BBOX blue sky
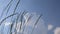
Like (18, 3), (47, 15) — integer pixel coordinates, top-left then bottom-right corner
(16, 0), (60, 27)
(0, 0), (60, 34)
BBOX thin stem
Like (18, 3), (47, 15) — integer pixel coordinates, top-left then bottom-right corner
(0, 0), (13, 20)
(31, 14), (42, 34)
(13, 0), (20, 13)
(0, 13), (18, 25)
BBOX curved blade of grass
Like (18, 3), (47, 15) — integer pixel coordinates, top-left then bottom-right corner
(19, 11), (28, 34)
(11, 0), (20, 25)
(31, 14), (42, 34)
(0, 13), (18, 25)
(27, 14), (33, 22)
(13, 0), (20, 13)
(10, 18), (16, 34)
(22, 15), (33, 34)
(10, 0), (21, 33)
(0, 0), (13, 20)
(20, 11), (28, 30)
(15, 12), (21, 34)
(6, 4), (12, 16)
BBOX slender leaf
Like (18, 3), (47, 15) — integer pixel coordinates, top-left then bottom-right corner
(0, 0), (13, 20)
(31, 14), (42, 34)
(0, 13), (18, 25)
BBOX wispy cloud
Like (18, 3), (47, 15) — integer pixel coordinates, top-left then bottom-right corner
(48, 24), (53, 30)
(54, 27), (60, 34)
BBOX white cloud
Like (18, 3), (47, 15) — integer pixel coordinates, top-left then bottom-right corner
(48, 24), (53, 30)
(54, 27), (60, 34)
(4, 22), (12, 26)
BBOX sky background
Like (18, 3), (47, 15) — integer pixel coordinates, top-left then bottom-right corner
(20, 0), (60, 27)
(0, 0), (60, 34)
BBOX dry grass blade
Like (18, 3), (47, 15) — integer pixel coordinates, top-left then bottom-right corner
(9, 0), (21, 33)
(20, 11), (28, 34)
(11, 0), (20, 25)
(0, 0), (13, 20)
(27, 14), (33, 22)
(6, 4), (12, 16)
(6, 0), (13, 15)
(0, 13), (18, 25)
(16, 12), (21, 24)
(22, 14), (33, 34)
(15, 12), (21, 34)
(20, 11), (27, 30)
(31, 14), (42, 34)
(10, 19), (16, 34)
(34, 14), (42, 25)
(13, 0), (20, 13)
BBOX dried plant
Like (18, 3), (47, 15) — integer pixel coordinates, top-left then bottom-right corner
(0, 0), (43, 34)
